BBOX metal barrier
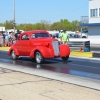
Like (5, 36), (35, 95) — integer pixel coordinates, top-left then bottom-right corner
(67, 40), (90, 51)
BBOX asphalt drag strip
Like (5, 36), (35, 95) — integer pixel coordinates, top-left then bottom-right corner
(0, 67), (100, 100)
(0, 62), (100, 91)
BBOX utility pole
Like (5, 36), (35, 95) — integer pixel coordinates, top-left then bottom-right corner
(13, 0), (16, 34)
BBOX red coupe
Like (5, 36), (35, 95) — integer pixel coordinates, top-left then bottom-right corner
(8, 30), (70, 63)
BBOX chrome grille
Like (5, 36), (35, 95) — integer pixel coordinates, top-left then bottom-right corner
(52, 41), (59, 56)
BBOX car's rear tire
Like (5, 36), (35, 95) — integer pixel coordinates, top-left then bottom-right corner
(35, 51), (44, 64)
(62, 56), (69, 61)
(11, 51), (18, 60)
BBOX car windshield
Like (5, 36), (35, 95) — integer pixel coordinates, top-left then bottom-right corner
(31, 33), (49, 38)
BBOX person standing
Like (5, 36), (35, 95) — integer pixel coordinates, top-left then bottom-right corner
(9, 32), (16, 46)
(15, 29), (21, 40)
(60, 29), (69, 44)
(5, 32), (9, 46)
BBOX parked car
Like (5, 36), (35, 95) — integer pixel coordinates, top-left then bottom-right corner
(78, 33), (88, 38)
(79, 30), (88, 38)
(68, 33), (81, 38)
(8, 30), (70, 63)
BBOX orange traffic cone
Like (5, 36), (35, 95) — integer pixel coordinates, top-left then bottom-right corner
(79, 46), (82, 52)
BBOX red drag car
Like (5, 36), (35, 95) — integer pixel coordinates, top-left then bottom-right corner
(8, 30), (70, 63)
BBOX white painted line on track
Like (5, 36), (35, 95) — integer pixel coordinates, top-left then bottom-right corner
(69, 57), (100, 64)
(70, 56), (100, 61)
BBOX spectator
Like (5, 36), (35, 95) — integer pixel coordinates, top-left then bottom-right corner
(15, 29), (21, 40)
(0, 33), (4, 46)
(60, 29), (69, 44)
(5, 32), (9, 46)
(9, 32), (16, 45)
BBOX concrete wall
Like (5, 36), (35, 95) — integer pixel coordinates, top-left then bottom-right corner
(88, 35), (100, 44)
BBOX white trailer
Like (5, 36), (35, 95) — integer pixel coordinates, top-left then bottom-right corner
(0, 27), (5, 32)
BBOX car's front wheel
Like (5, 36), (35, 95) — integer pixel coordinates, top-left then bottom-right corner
(11, 51), (18, 60)
(62, 56), (69, 61)
(35, 51), (44, 64)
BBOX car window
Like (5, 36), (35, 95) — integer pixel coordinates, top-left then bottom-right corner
(21, 34), (29, 40)
(68, 34), (81, 38)
(31, 33), (49, 39)
(68, 34), (74, 38)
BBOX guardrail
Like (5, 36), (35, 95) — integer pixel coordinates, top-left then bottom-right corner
(67, 39), (90, 52)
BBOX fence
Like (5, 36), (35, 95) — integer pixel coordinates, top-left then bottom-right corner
(67, 40), (90, 52)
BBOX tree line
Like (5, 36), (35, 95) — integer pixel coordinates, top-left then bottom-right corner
(0, 19), (87, 31)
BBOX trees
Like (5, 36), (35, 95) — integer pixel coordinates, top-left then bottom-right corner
(71, 20), (81, 31)
(1, 19), (81, 31)
(4, 20), (14, 29)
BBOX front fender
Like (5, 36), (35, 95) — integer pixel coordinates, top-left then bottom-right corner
(8, 46), (19, 56)
(30, 46), (54, 58)
(59, 44), (70, 57)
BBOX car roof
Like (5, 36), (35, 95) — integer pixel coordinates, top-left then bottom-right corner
(21, 30), (48, 35)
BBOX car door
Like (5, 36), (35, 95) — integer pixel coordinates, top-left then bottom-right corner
(19, 33), (32, 56)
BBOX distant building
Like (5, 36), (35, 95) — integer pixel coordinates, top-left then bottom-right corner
(0, 27), (5, 33)
(80, 0), (100, 36)
(6, 29), (24, 34)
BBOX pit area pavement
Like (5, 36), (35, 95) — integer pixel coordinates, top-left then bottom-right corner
(0, 67), (100, 100)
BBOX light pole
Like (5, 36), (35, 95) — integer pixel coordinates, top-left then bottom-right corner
(13, 0), (16, 34)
